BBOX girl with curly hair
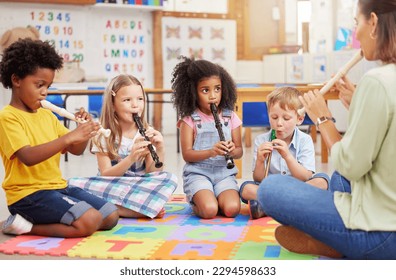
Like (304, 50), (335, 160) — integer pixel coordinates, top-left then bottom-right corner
(172, 57), (243, 219)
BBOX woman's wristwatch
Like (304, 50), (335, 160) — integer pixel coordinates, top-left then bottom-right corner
(316, 116), (336, 128)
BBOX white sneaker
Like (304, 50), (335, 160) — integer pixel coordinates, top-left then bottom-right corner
(1, 214), (33, 235)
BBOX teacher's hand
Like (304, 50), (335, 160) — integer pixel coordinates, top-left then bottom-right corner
(299, 89), (332, 122)
(335, 76), (355, 110)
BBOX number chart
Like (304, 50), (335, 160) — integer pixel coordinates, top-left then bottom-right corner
(29, 10), (85, 63)
(0, 3), (86, 65)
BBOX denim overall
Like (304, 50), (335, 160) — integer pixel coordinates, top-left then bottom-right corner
(182, 109), (238, 202)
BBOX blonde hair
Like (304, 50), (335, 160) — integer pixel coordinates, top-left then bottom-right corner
(91, 74), (148, 160)
(267, 87), (304, 116)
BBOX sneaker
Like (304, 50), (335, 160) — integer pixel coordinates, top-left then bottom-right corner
(275, 225), (343, 259)
(1, 214), (33, 235)
(248, 200), (266, 219)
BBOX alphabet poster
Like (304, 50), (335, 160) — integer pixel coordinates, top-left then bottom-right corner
(84, 7), (153, 85)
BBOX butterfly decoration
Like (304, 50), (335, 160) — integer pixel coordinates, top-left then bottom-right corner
(188, 27), (202, 39)
(212, 48), (225, 60)
(189, 48), (204, 59)
(211, 27), (224, 40)
(166, 26), (180, 38)
(166, 47), (181, 60)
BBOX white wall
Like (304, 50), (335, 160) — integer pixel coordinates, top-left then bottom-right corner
(235, 61), (264, 84)
(0, 87), (11, 109)
(310, 0), (334, 53)
(284, 0), (298, 44)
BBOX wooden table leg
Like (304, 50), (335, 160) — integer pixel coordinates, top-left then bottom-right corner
(310, 125), (317, 143)
(153, 95), (163, 130)
(244, 127), (252, 148)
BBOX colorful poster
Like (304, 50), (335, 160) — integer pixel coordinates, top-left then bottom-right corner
(85, 8), (153, 85)
(0, 3), (153, 86)
(0, 3), (86, 65)
(161, 17), (236, 89)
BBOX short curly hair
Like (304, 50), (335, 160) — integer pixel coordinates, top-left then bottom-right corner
(171, 56), (237, 118)
(0, 38), (63, 89)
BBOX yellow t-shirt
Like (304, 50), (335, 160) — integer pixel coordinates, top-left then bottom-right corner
(0, 105), (70, 205)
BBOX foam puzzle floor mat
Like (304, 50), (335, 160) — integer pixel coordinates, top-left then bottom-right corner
(0, 195), (317, 260)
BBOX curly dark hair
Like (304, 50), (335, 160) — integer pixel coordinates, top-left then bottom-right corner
(171, 56), (237, 118)
(0, 38), (63, 89)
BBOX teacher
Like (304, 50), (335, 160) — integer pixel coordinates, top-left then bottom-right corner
(257, 0), (396, 259)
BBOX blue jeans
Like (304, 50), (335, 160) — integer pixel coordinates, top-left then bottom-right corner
(239, 172), (330, 204)
(8, 186), (117, 225)
(257, 171), (396, 259)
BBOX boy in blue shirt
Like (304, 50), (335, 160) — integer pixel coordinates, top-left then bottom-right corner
(240, 87), (329, 219)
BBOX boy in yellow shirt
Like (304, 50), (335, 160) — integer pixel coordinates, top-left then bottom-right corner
(0, 39), (119, 237)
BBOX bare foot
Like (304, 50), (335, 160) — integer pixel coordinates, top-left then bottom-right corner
(154, 208), (166, 219)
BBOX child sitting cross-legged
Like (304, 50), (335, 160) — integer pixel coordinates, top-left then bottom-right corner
(0, 39), (119, 237)
(240, 87), (329, 219)
(68, 74), (177, 219)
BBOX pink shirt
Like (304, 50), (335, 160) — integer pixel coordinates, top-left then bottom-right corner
(177, 109), (242, 135)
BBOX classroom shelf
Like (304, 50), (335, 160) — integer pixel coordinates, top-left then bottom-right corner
(0, 0), (96, 4)
(93, 3), (163, 11)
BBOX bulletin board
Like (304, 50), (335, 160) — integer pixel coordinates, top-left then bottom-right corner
(0, 2), (154, 86)
(161, 16), (236, 89)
